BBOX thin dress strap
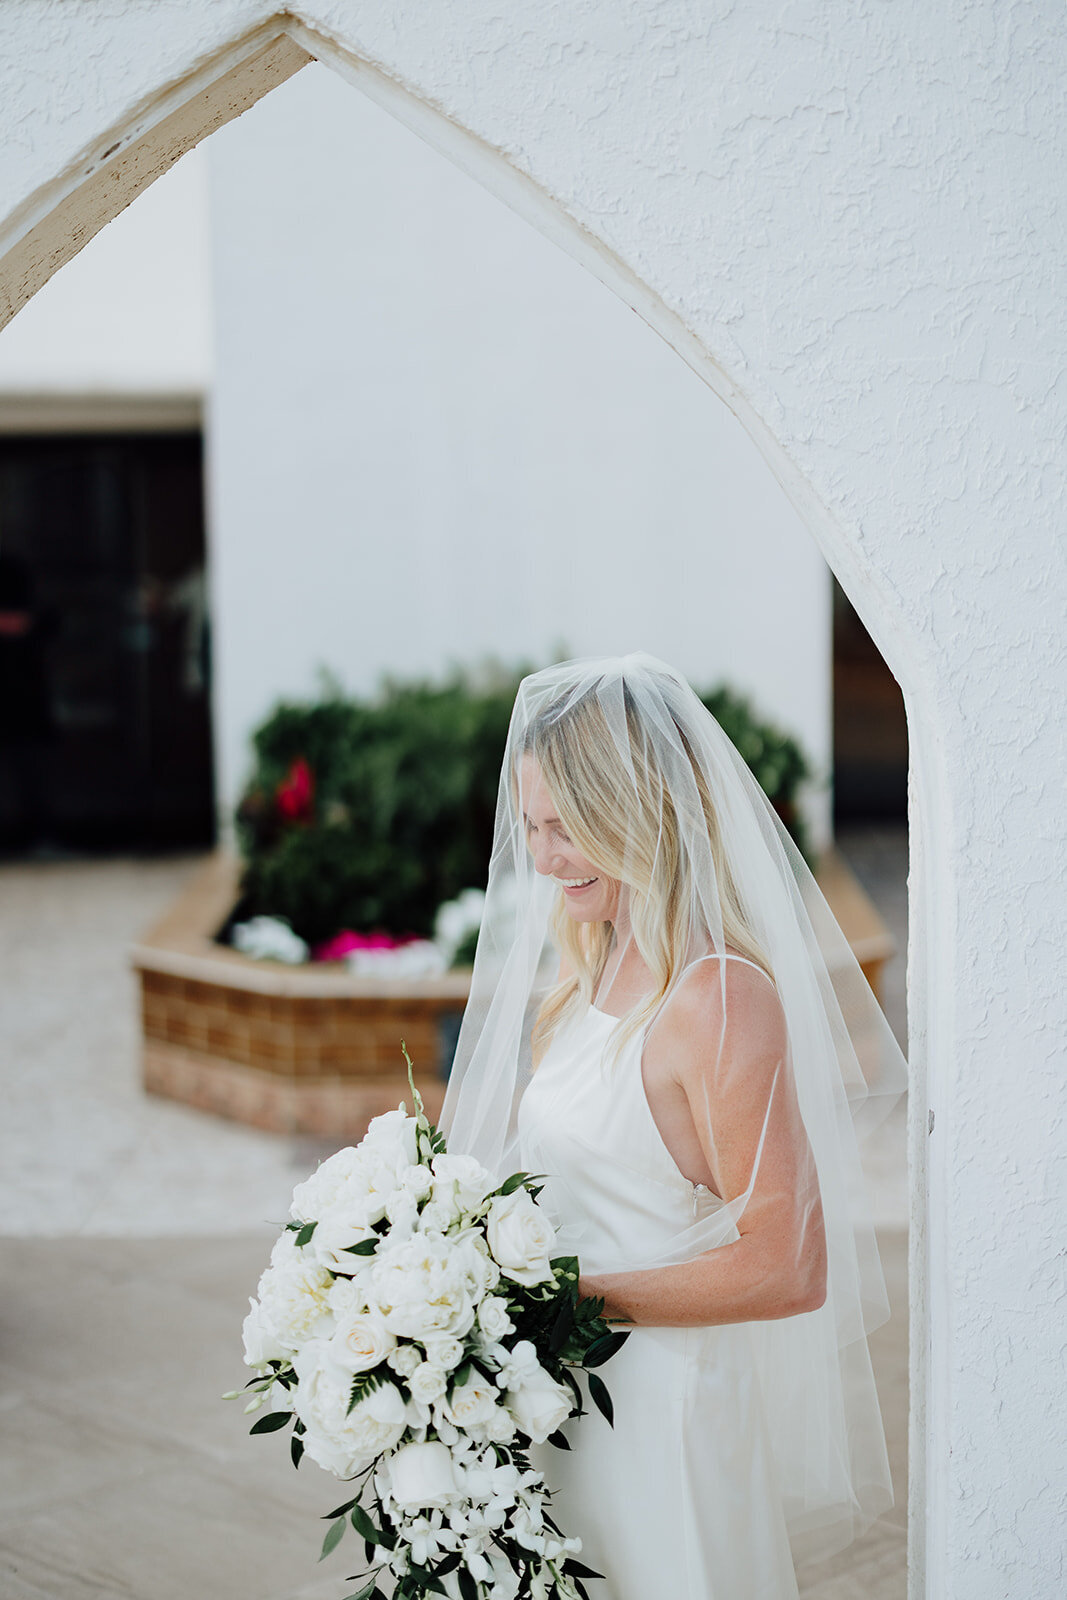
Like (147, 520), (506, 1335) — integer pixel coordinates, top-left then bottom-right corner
(681, 951), (777, 986)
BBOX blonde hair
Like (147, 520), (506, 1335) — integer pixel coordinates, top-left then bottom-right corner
(528, 684), (772, 1063)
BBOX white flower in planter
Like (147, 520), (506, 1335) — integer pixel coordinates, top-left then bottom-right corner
(346, 939), (447, 978)
(434, 888), (486, 965)
(231, 914), (309, 964)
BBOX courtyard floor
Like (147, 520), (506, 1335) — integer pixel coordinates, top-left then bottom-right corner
(0, 828), (909, 1598)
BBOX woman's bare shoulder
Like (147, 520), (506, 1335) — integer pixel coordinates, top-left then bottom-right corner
(650, 954), (787, 1070)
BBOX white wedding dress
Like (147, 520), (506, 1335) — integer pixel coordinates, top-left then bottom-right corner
(518, 985), (801, 1600)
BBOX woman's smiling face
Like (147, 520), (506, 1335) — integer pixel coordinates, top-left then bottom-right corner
(519, 754), (620, 924)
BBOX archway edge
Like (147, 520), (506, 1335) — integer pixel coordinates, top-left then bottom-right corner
(0, 10), (963, 1594)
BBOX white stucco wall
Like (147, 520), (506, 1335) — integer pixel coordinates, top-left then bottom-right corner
(0, 142), (210, 394)
(0, 5), (1063, 1597)
(204, 63), (828, 829)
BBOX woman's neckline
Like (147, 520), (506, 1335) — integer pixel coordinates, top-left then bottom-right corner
(590, 950), (767, 1020)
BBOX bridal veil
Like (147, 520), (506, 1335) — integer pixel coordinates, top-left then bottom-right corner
(440, 652), (907, 1564)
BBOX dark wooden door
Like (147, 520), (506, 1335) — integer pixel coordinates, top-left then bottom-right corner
(0, 432), (215, 849)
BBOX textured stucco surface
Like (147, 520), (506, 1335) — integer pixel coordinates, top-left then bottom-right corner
(0, 3), (1064, 1595)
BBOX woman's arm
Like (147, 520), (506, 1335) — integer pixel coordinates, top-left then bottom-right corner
(580, 963), (827, 1328)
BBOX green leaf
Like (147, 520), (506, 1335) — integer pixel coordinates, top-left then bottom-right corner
(582, 1331), (629, 1368)
(498, 1171), (530, 1196)
(294, 1220), (318, 1248)
(587, 1371), (614, 1427)
(323, 1494), (362, 1520)
(457, 1568), (479, 1600)
(350, 1502), (395, 1550)
(320, 1517), (346, 1561)
(289, 1433), (304, 1469)
(405, 1564), (449, 1595)
(343, 1237), (379, 1256)
(558, 1366), (583, 1412)
(341, 1584), (381, 1600)
(547, 1295), (575, 1355)
(249, 1409), (292, 1434)
(546, 1429), (571, 1450)
(347, 1368), (384, 1416)
(450, 1360), (472, 1392)
(563, 1558), (604, 1579)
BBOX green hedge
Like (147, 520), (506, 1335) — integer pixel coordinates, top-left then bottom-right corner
(231, 668), (811, 946)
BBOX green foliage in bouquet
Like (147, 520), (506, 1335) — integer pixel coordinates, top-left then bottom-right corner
(233, 666), (814, 946)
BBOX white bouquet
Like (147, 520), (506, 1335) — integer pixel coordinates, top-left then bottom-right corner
(227, 1049), (627, 1600)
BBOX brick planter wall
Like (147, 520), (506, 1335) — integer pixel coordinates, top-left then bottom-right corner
(131, 853), (469, 1139)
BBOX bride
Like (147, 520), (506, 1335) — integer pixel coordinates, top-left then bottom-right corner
(441, 654), (906, 1599)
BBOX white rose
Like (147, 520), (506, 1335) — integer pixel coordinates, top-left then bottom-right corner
(367, 1235), (477, 1341)
(399, 1162), (434, 1202)
(327, 1276), (366, 1316)
(418, 1200), (454, 1234)
(386, 1342), (422, 1379)
(476, 1297), (515, 1344)
(441, 1375), (507, 1438)
(328, 1311), (396, 1373)
(309, 1213), (378, 1273)
(422, 1335), (465, 1373)
(485, 1190), (557, 1287)
(451, 1230), (501, 1296)
(505, 1367), (573, 1444)
(481, 1405), (518, 1445)
(289, 1145), (368, 1223)
(430, 1153), (495, 1218)
(408, 1362), (448, 1405)
(242, 1296), (287, 1368)
(293, 1341), (406, 1476)
(362, 1108), (419, 1164)
(384, 1187), (421, 1234)
(387, 1439), (464, 1511)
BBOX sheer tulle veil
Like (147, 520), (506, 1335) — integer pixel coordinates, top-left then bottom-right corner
(440, 652), (907, 1563)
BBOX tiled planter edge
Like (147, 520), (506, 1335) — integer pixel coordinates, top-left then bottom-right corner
(130, 852), (470, 1139)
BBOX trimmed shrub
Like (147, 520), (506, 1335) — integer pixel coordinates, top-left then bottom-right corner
(231, 668), (811, 945)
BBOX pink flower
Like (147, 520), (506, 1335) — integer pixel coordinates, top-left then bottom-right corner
(311, 929), (418, 963)
(275, 757), (314, 823)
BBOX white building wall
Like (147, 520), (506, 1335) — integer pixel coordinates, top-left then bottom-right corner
(0, 145), (210, 395)
(204, 65), (829, 832)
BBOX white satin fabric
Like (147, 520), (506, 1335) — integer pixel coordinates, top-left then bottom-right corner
(519, 981), (802, 1600)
